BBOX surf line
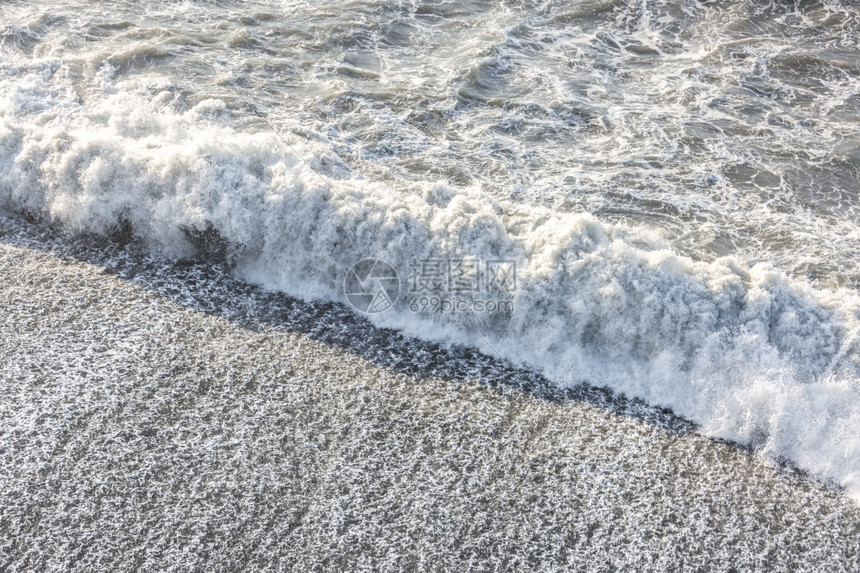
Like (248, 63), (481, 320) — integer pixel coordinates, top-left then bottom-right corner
(226, 81), (380, 240)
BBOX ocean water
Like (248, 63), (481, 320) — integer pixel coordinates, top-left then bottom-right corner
(1, 0), (859, 507)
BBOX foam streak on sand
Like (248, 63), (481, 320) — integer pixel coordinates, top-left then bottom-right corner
(2, 69), (859, 500)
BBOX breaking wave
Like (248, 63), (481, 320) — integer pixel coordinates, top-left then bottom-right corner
(2, 61), (859, 500)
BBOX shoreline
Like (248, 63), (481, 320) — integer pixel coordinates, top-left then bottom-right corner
(2, 215), (859, 571)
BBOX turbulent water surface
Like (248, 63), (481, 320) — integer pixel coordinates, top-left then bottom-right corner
(1, 0), (860, 518)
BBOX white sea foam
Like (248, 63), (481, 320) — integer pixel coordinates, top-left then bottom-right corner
(2, 61), (859, 500)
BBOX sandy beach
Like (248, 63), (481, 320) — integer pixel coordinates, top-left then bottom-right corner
(1, 217), (858, 571)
